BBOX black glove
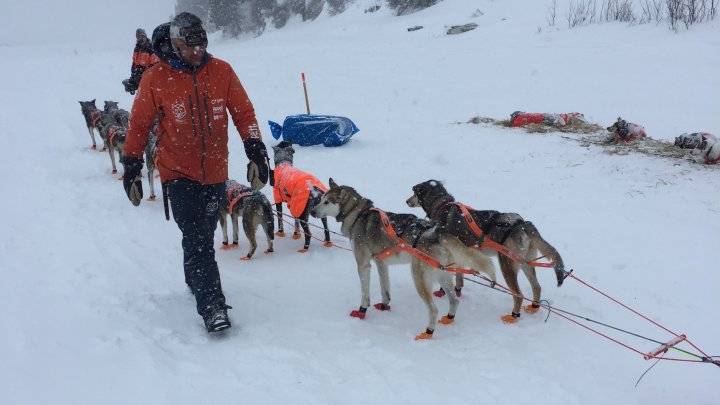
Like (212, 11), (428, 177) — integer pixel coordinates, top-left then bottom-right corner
(244, 138), (269, 190)
(121, 156), (144, 206)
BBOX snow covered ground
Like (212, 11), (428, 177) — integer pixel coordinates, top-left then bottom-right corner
(1, 1), (719, 404)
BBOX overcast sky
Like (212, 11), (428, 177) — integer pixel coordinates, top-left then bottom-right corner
(0, 0), (176, 48)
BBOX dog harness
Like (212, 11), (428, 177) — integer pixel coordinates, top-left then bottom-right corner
(371, 208), (475, 275)
(444, 202), (557, 270)
(226, 183), (254, 214)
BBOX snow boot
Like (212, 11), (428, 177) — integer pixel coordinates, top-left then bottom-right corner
(202, 304), (232, 333)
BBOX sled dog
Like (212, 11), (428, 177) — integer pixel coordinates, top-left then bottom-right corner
(407, 179), (565, 323)
(78, 99), (101, 150)
(219, 179), (274, 260)
(311, 178), (485, 339)
(95, 101), (130, 175)
(272, 141), (331, 252)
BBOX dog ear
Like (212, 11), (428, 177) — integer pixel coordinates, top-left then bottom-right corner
(329, 178), (338, 189)
(339, 188), (348, 202)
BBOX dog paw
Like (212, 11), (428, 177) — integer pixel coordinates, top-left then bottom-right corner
(220, 243), (239, 250)
(296, 248), (309, 253)
(292, 234), (302, 240)
(146, 196), (156, 202)
(350, 310), (366, 319)
(433, 289), (446, 298)
(91, 145), (97, 150)
(415, 330), (434, 340)
(501, 313), (520, 324)
(275, 231), (285, 237)
(118, 176), (124, 181)
(373, 303), (391, 311)
(439, 315), (455, 325)
(264, 249), (273, 255)
(524, 304), (541, 314)
(100, 148), (106, 152)
(112, 170), (117, 174)
(323, 241), (333, 247)
(240, 256), (252, 261)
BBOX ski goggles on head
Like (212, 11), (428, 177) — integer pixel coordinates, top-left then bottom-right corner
(170, 25), (208, 47)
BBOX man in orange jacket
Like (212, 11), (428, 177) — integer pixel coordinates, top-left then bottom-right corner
(123, 28), (159, 95)
(120, 13), (270, 333)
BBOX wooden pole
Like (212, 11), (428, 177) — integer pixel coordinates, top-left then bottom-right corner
(302, 72), (310, 115)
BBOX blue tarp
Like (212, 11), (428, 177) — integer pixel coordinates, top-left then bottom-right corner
(268, 114), (359, 147)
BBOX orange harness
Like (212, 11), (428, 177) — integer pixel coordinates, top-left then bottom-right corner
(372, 208), (476, 275)
(226, 184), (253, 214)
(90, 110), (101, 127)
(108, 127), (123, 146)
(446, 202), (555, 269)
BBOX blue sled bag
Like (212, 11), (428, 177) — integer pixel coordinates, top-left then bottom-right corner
(268, 115), (359, 147)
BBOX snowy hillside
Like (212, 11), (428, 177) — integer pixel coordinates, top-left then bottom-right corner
(1, 1), (719, 404)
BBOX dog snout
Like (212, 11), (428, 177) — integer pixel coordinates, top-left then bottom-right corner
(406, 195), (418, 207)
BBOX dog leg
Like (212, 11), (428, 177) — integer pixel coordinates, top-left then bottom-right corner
(219, 212), (232, 250)
(262, 214), (274, 255)
(146, 167), (156, 201)
(350, 253), (373, 319)
(87, 127), (97, 150)
(292, 218), (302, 240)
(299, 214), (311, 252)
(108, 143), (117, 174)
(241, 213), (258, 260)
(275, 203), (285, 237)
(521, 264), (542, 314)
(412, 260), (437, 340)
(373, 259), (391, 311)
(231, 212), (240, 246)
(499, 255), (523, 324)
(321, 217), (332, 247)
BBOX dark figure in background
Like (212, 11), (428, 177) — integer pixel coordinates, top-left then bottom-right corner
(120, 14), (270, 333)
(122, 28), (159, 95)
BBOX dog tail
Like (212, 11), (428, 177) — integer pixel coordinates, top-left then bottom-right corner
(256, 192), (275, 238)
(524, 222), (565, 287)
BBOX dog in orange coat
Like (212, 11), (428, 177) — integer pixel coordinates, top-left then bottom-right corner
(271, 141), (331, 252)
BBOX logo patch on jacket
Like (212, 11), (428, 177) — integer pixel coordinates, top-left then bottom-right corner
(172, 100), (187, 122)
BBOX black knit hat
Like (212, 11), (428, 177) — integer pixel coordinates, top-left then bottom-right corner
(136, 28), (147, 37)
(169, 12), (207, 47)
(151, 22), (178, 63)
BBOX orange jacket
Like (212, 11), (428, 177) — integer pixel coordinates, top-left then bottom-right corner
(125, 57), (262, 184)
(273, 163), (327, 217)
(132, 50), (159, 68)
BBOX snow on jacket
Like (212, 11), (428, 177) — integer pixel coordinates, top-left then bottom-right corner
(272, 163), (327, 218)
(124, 56), (262, 184)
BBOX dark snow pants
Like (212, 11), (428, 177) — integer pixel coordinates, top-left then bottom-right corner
(166, 179), (226, 315)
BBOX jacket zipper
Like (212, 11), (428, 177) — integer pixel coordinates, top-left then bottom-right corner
(192, 71), (207, 182)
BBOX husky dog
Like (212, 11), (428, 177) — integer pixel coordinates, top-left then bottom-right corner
(407, 179), (565, 324)
(312, 178), (482, 340)
(95, 101), (130, 175)
(696, 134), (720, 164)
(606, 117), (647, 142)
(219, 179), (275, 260)
(674, 132), (719, 164)
(78, 99), (101, 150)
(272, 141), (331, 252)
